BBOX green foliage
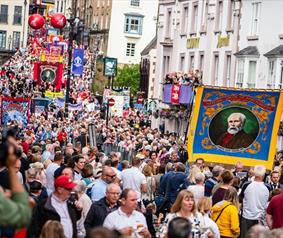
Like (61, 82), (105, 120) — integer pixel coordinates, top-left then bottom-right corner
(114, 64), (140, 95)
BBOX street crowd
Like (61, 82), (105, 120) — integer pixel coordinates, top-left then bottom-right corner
(2, 46), (283, 238)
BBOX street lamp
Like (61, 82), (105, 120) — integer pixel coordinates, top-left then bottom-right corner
(64, 3), (76, 117)
(22, 0), (27, 47)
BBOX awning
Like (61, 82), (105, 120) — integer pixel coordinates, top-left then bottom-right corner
(234, 46), (259, 57)
(264, 45), (283, 57)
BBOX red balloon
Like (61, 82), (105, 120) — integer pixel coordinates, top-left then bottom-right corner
(28, 14), (45, 29)
(50, 13), (67, 29)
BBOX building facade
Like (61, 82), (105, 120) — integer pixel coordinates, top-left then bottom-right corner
(152, 0), (242, 134)
(0, 0), (29, 50)
(235, 0), (283, 89)
(154, 0), (241, 100)
(69, 0), (112, 53)
(107, 0), (159, 65)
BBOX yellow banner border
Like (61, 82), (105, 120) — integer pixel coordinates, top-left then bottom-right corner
(188, 87), (283, 170)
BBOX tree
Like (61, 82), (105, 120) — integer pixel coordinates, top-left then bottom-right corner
(114, 64), (140, 95)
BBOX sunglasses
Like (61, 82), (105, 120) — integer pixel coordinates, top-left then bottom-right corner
(106, 174), (116, 179)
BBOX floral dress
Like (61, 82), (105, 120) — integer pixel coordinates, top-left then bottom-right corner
(158, 212), (207, 238)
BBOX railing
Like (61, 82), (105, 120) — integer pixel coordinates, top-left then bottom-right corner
(102, 143), (137, 163)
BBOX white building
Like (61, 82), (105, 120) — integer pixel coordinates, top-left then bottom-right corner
(154, 0), (241, 99)
(152, 0), (241, 134)
(235, 0), (283, 89)
(0, 0), (29, 50)
(107, 0), (159, 65)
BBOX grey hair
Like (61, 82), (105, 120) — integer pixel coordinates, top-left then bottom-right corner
(228, 112), (246, 125)
(74, 181), (87, 194)
(212, 165), (224, 177)
(106, 183), (121, 193)
(195, 172), (205, 183)
(254, 165), (266, 178)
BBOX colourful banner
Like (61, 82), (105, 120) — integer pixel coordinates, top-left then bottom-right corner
(31, 98), (50, 114)
(44, 91), (64, 98)
(1, 97), (30, 126)
(34, 62), (64, 91)
(171, 84), (181, 104)
(54, 98), (82, 111)
(163, 84), (193, 104)
(72, 48), (84, 76)
(188, 87), (283, 169)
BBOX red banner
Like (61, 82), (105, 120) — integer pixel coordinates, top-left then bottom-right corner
(171, 84), (180, 104)
(33, 62), (64, 91)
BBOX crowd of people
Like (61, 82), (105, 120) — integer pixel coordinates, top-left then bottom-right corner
(2, 100), (283, 238)
(0, 41), (93, 107)
(1, 44), (283, 238)
(163, 70), (203, 86)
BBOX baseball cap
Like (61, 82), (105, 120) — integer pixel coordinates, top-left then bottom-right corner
(54, 175), (76, 189)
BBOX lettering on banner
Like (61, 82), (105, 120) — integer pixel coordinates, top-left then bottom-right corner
(187, 37), (200, 49)
(217, 35), (230, 48)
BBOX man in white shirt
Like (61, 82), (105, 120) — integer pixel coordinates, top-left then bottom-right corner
(239, 165), (271, 238)
(46, 152), (64, 195)
(103, 189), (151, 238)
(120, 157), (147, 203)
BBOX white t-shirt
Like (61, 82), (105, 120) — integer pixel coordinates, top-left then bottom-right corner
(199, 213), (220, 238)
(46, 162), (60, 195)
(103, 208), (147, 238)
(120, 167), (146, 201)
(242, 181), (269, 220)
(187, 185), (205, 205)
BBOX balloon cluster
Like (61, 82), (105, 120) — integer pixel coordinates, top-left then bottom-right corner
(28, 13), (67, 29)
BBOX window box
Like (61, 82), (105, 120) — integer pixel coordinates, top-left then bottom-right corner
(247, 35), (259, 41)
(130, 0), (140, 7)
(225, 28), (234, 33)
(189, 31), (197, 36)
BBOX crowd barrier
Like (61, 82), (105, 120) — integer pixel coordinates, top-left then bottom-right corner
(102, 143), (137, 163)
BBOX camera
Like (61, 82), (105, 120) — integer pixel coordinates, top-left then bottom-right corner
(0, 126), (22, 166)
(68, 192), (78, 207)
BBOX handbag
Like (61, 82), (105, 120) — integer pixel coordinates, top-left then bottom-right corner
(214, 204), (231, 223)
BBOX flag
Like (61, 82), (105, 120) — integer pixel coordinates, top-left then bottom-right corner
(171, 84), (181, 104)
(163, 84), (172, 103)
(179, 85), (193, 104)
(72, 48), (84, 76)
(187, 86), (283, 169)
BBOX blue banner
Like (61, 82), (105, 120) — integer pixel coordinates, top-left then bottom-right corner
(72, 48), (84, 76)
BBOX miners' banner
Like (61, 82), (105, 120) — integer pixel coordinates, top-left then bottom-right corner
(1, 97), (30, 126)
(188, 86), (283, 169)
